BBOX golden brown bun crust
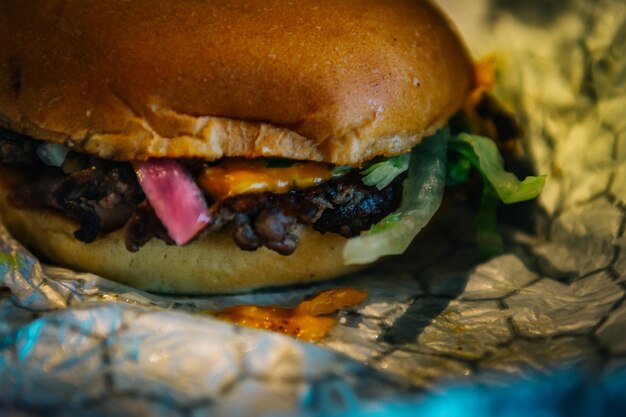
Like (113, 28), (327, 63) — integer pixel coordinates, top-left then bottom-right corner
(0, 0), (472, 165)
(0, 174), (360, 294)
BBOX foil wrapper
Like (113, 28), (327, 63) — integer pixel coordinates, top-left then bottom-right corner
(2, 0), (626, 415)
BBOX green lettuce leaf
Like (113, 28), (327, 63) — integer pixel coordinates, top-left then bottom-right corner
(448, 133), (546, 203)
(361, 154), (410, 190)
(446, 152), (472, 187)
(343, 129), (448, 265)
(476, 185), (505, 258)
(449, 132), (545, 258)
(331, 165), (355, 177)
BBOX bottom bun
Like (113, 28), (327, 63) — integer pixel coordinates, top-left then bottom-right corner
(0, 177), (360, 294)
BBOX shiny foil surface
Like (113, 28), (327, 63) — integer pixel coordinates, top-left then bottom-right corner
(2, 0), (626, 415)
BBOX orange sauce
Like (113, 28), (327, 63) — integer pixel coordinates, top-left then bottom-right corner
(463, 55), (513, 142)
(198, 158), (334, 201)
(465, 55), (496, 112)
(215, 288), (368, 342)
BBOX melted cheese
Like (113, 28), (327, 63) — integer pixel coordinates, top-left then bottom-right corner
(215, 288), (368, 342)
(198, 158), (334, 201)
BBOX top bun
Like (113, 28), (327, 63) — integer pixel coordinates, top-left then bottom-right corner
(0, 0), (472, 165)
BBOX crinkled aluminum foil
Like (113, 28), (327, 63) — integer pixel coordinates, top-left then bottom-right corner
(2, 0), (626, 415)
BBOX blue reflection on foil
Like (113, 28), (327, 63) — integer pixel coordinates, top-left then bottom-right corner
(16, 319), (44, 362)
(316, 370), (626, 417)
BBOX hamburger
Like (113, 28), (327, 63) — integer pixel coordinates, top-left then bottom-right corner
(0, 0), (543, 294)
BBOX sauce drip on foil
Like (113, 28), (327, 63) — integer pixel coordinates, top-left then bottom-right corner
(215, 288), (368, 342)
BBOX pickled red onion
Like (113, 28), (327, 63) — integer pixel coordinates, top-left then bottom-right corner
(135, 159), (212, 245)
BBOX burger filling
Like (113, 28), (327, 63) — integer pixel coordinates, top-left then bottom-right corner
(0, 92), (546, 264)
(0, 128), (404, 256)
